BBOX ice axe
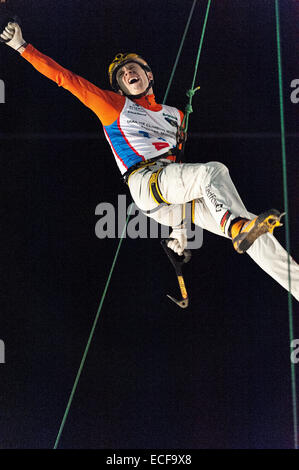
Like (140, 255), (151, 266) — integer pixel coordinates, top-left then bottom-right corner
(161, 239), (191, 308)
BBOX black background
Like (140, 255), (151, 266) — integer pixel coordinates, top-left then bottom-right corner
(0, 0), (298, 449)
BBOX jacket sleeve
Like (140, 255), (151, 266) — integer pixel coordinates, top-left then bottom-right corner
(21, 44), (125, 126)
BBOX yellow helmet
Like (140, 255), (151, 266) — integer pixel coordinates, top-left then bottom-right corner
(108, 52), (152, 93)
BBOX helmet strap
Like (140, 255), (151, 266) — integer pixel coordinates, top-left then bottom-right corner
(122, 79), (154, 99)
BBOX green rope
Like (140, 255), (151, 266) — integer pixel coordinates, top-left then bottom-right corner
(53, 3), (201, 449)
(163, 0), (197, 104)
(53, 206), (133, 449)
(182, 0), (212, 133)
(274, 0), (298, 450)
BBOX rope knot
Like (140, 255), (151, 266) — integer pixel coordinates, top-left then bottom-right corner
(186, 85), (200, 99)
(185, 103), (193, 114)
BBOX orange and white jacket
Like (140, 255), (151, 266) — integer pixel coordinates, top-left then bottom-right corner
(21, 45), (184, 174)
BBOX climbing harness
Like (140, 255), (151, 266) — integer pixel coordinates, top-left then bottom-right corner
(122, 150), (175, 184)
(149, 169), (171, 206)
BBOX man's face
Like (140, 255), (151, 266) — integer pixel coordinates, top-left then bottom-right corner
(116, 62), (153, 96)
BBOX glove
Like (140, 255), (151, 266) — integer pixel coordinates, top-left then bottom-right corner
(0, 22), (26, 50)
(167, 225), (187, 256)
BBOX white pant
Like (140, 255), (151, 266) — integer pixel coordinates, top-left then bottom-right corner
(128, 160), (299, 301)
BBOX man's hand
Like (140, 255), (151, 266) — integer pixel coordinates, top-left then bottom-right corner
(167, 225), (187, 256)
(0, 21), (26, 51)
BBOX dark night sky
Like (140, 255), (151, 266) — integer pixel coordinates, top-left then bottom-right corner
(0, 0), (299, 449)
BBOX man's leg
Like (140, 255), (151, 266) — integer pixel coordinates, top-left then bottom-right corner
(128, 161), (299, 300)
(158, 161), (244, 236)
(159, 161), (285, 252)
(192, 198), (299, 301)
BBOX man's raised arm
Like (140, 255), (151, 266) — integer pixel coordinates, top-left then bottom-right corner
(0, 21), (124, 126)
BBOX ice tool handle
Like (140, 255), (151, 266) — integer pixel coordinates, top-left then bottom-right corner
(161, 239), (192, 309)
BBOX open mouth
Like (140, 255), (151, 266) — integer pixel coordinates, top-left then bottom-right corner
(128, 77), (139, 85)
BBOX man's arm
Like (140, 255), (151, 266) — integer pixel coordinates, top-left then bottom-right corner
(17, 43), (27, 54)
(1, 22), (125, 126)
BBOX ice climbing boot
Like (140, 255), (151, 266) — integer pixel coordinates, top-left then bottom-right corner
(231, 209), (285, 254)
